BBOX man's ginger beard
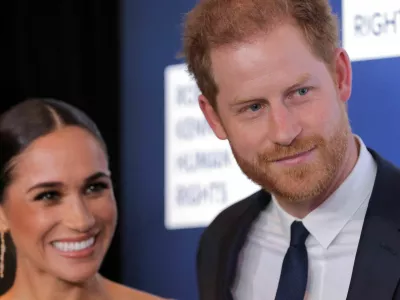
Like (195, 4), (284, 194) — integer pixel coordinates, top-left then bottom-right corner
(231, 105), (350, 203)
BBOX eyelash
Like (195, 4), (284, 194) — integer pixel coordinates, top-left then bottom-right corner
(34, 191), (60, 202)
(34, 182), (110, 202)
(85, 182), (109, 194)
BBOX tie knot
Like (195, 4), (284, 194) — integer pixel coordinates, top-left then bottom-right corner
(290, 221), (309, 247)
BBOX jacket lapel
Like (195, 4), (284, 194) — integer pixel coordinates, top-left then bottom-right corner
(347, 150), (400, 299)
(220, 190), (271, 300)
(217, 150), (400, 299)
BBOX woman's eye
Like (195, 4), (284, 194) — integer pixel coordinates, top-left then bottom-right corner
(85, 182), (109, 195)
(34, 191), (60, 201)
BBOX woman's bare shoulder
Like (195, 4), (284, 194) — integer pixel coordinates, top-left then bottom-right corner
(103, 277), (171, 300)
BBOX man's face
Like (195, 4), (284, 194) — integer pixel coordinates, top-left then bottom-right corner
(200, 23), (353, 203)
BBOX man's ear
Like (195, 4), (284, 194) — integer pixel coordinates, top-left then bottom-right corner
(198, 95), (227, 140)
(333, 48), (352, 104)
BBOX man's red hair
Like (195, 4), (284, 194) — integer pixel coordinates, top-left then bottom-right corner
(182, 0), (339, 108)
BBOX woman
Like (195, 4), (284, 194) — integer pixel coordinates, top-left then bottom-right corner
(0, 98), (166, 300)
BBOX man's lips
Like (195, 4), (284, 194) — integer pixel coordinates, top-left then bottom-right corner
(271, 147), (316, 163)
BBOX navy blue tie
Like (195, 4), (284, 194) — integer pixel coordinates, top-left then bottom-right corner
(275, 221), (309, 300)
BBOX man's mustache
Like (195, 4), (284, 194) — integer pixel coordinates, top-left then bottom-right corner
(258, 136), (325, 163)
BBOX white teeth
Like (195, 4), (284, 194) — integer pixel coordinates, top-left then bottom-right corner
(52, 237), (95, 252)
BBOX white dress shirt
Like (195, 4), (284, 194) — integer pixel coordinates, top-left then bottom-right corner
(232, 136), (377, 300)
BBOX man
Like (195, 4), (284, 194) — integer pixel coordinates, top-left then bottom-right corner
(182, 0), (400, 299)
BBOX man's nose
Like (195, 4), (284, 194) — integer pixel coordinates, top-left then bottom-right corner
(267, 103), (302, 146)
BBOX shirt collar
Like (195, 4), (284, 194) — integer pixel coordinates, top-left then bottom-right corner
(272, 135), (377, 249)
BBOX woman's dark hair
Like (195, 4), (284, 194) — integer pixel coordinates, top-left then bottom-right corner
(0, 98), (108, 203)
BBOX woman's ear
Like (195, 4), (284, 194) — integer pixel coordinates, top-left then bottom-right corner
(0, 206), (9, 233)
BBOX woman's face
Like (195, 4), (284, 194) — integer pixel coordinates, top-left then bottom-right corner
(0, 126), (117, 283)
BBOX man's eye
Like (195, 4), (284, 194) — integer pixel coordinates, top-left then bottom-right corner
(34, 191), (60, 201)
(249, 103), (262, 112)
(297, 87), (309, 96)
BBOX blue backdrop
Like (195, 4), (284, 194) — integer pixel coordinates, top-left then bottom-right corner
(121, 1), (399, 299)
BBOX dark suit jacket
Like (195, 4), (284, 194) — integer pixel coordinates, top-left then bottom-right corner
(197, 149), (400, 300)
